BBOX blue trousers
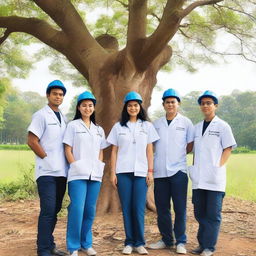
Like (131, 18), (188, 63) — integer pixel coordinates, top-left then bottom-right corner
(154, 171), (188, 246)
(117, 173), (148, 247)
(36, 176), (67, 256)
(66, 179), (101, 253)
(192, 189), (225, 252)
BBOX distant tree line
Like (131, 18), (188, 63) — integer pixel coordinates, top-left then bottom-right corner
(0, 87), (255, 149)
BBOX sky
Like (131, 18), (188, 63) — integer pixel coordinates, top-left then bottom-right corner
(13, 56), (256, 115)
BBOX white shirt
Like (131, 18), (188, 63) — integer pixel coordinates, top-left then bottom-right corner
(153, 114), (194, 178)
(27, 105), (68, 180)
(107, 120), (160, 177)
(63, 119), (108, 182)
(188, 116), (237, 192)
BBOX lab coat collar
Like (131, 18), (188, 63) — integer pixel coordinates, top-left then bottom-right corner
(45, 105), (63, 125)
(160, 112), (181, 127)
(201, 115), (220, 137)
(78, 118), (98, 134)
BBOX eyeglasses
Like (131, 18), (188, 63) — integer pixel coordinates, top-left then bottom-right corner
(200, 101), (215, 106)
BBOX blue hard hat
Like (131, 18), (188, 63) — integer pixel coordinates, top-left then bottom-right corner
(198, 90), (218, 105)
(162, 88), (181, 102)
(77, 91), (96, 105)
(124, 91), (142, 103)
(46, 80), (66, 95)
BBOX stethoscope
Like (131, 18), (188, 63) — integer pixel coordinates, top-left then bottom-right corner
(127, 121), (146, 144)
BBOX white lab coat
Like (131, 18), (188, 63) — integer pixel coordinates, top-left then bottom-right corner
(63, 119), (108, 182)
(153, 114), (194, 178)
(28, 105), (68, 180)
(188, 116), (237, 192)
(107, 119), (160, 177)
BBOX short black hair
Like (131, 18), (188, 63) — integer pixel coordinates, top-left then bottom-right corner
(120, 101), (148, 127)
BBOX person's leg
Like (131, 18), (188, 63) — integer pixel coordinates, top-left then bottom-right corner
(66, 180), (87, 252)
(81, 180), (101, 249)
(117, 173), (134, 246)
(154, 177), (173, 246)
(203, 191), (225, 252)
(37, 176), (57, 255)
(170, 171), (188, 245)
(192, 189), (207, 250)
(132, 175), (148, 247)
(51, 177), (67, 249)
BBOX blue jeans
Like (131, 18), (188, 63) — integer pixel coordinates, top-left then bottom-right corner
(154, 171), (188, 246)
(117, 173), (148, 247)
(36, 176), (67, 256)
(66, 179), (101, 253)
(192, 189), (225, 252)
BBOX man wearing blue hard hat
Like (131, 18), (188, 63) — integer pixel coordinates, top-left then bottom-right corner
(188, 90), (236, 256)
(148, 88), (194, 254)
(27, 80), (68, 256)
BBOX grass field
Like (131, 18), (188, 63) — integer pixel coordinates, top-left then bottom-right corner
(0, 150), (34, 182)
(0, 151), (255, 202)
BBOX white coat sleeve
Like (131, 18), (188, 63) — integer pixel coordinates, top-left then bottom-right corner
(27, 113), (45, 139)
(100, 127), (110, 149)
(147, 122), (160, 144)
(63, 122), (75, 147)
(186, 119), (195, 144)
(107, 123), (118, 146)
(221, 124), (237, 149)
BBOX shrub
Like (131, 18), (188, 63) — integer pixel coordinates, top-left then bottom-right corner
(0, 165), (37, 200)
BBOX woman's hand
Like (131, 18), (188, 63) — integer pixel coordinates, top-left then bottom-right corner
(110, 173), (118, 189)
(146, 172), (154, 186)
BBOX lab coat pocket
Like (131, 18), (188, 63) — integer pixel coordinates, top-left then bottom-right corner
(205, 165), (225, 185)
(69, 159), (88, 176)
(92, 160), (105, 180)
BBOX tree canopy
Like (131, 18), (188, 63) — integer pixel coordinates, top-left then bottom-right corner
(0, 0), (255, 84)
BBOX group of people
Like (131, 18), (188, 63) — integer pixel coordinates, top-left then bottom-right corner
(27, 80), (236, 256)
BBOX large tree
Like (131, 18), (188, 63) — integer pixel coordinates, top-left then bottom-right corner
(1, 0), (255, 213)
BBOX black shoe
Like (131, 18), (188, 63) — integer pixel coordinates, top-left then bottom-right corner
(191, 246), (204, 255)
(51, 248), (69, 256)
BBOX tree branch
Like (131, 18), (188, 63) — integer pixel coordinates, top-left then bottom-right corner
(0, 16), (68, 52)
(135, 0), (185, 71)
(181, 0), (224, 18)
(115, 0), (129, 8)
(215, 3), (256, 22)
(33, 0), (103, 51)
(0, 29), (11, 45)
(127, 0), (147, 49)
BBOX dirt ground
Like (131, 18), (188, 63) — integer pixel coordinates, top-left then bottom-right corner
(0, 197), (255, 256)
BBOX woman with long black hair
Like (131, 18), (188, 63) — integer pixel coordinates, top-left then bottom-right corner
(63, 91), (108, 256)
(107, 91), (159, 255)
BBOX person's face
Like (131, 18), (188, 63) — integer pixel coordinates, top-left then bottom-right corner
(78, 100), (95, 118)
(127, 101), (141, 117)
(163, 97), (179, 115)
(47, 88), (64, 107)
(200, 97), (217, 117)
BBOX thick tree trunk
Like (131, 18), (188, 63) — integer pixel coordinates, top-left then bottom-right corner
(90, 53), (160, 214)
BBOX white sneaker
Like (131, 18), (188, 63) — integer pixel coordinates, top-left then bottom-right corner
(147, 240), (167, 249)
(176, 243), (187, 254)
(134, 246), (148, 255)
(122, 245), (133, 255)
(69, 251), (78, 256)
(81, 247), (97, 256)
(200, 249), (214, 256)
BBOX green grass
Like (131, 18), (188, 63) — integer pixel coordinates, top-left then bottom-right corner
(0, 151), (255, 202)
(0, 150), (34, 182)
(226, 154), (256, 202)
